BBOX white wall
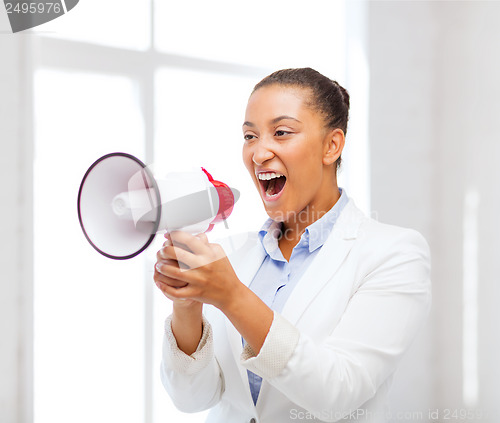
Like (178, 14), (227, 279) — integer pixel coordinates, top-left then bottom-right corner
(0, 13), (33, 423)
(369, 1), (500, 421)
(368, 1), (437, 416)
(434, 2), (500, 418)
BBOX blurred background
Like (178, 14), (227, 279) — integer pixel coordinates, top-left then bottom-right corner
(1, 1), (499, 422)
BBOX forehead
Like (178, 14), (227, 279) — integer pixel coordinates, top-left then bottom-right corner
(245, 85), (314, 120)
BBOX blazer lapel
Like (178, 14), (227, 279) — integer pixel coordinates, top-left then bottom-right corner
(281, 200), (365, 325)
(223, 230), (266, 287)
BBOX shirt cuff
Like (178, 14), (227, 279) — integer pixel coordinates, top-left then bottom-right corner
(240, 312), (300, 380)
(162, 313), (214, 376)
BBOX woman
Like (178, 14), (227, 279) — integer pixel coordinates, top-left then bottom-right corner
(154, 68), (431, 423)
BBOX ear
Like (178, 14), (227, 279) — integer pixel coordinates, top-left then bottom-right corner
(322, 128), (345, 166)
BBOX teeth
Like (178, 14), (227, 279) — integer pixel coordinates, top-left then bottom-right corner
(257, 172), (283, 181)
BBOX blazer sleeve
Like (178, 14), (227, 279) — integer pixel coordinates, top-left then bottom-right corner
(241, 227), (431, 421)
(160, 314), (224, 412)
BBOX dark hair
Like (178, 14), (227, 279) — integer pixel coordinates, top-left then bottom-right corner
(252, 67), (349, 170)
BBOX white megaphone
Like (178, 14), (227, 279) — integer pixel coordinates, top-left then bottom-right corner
(77, 152), (240, 260)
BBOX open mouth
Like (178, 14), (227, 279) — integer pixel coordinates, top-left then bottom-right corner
(258, 172), (287, 200)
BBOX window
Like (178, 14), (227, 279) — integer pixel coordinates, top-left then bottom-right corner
(33, 1), (366, 422)
(34, 69), (147, 423)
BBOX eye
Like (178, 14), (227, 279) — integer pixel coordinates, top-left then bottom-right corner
(275, 130), (291, 137)
(244, 134), (257, 141)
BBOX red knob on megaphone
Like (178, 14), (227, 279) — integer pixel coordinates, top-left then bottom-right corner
(201, 167), (235, 231)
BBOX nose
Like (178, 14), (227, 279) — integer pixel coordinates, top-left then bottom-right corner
(251, 139), (275, 166)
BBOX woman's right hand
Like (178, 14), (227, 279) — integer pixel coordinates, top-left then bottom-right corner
(154, 238), (201, 309)
(154, 237), (204, 355)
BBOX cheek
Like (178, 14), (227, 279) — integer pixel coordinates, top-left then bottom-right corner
(285, 147), (314, 176)
(284, 148), (323, 188)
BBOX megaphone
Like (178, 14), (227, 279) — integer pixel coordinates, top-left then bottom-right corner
(77, 152), (240, 260)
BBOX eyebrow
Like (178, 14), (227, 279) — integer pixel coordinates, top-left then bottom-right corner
(242, 115), (302, 128)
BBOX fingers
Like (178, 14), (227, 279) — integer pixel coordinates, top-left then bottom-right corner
(156, 275), (195, 300)
(158, 231), (211, 269)
(154, 280), (188, 303)
(157, 245), (195, 269)
(154, 266), (199, 306)
(195, 232), (209, 243)
(154, 267), (187, 288)
(168, 231), (211, 255)
(155, 258), (185, 279)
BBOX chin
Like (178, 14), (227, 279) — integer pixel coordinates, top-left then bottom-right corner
(263, 204), (294, 223)
(265, 211), (284, 223)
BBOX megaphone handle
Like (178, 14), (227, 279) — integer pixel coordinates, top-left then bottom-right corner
(221, 212), (229, 229)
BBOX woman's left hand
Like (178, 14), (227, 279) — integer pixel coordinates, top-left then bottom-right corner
(155, 231), (243, 310)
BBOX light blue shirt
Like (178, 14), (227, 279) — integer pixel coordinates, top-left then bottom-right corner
(244, 188), (349, 405)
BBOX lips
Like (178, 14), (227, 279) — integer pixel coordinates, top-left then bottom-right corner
(256, 171), (287, 201)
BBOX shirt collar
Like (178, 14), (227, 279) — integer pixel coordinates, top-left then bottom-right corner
(258, 219), (283, 260)
(306, 187), (348, 251)
(258, 188), (349, 255)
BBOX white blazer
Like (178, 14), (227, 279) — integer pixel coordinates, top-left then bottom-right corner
(161, 199), (431, 423)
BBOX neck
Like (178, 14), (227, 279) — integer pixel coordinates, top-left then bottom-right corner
(281, 184), (341, 242)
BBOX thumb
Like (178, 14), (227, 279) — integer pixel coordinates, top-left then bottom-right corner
(196, 232), (209, 244)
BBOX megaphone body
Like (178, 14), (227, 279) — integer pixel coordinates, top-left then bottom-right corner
(77, 152), (239, 260)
